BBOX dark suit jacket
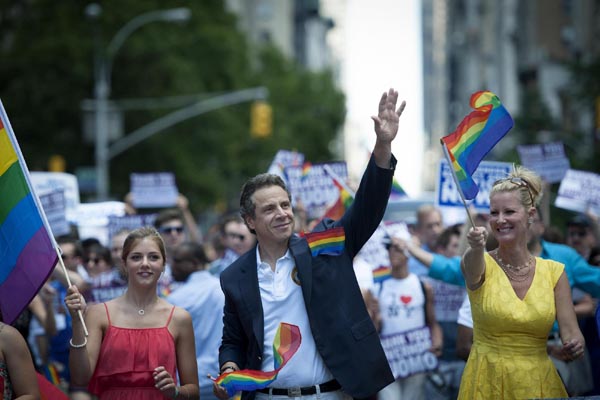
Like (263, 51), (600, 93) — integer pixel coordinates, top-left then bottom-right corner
(219, 155), (396, 399)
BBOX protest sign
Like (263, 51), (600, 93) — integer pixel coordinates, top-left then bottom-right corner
(39, 189), (70, 237)
(30, 172), (80, 222)
(380, 326), (439, 379)
(129, 172), (178, 209)
(75, 201), (126, 245)
(107, 214), (158, 244)
(266, 149), (304, 180)
(437, 159), (512, 212)
(555, 169), (600, 214)
(285, 161), (348, 220)
(516, 141), (570, 183)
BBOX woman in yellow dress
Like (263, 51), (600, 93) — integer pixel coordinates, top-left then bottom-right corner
(458, 166), (585, 399)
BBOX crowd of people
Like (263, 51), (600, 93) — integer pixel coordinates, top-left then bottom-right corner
(4, 88), (600, 399)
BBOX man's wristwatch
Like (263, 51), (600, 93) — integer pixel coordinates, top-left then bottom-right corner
(220, 365), (236, 374)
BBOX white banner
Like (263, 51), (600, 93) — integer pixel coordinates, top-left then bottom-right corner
(267, 149), (304, 180)
(555, 169), (600, 214)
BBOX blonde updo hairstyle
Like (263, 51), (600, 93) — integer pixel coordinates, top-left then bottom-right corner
(490, 165), (543, 209)
(121, 227), (167, 270)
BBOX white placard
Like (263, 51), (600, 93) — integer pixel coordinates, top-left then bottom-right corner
(285, 162), (348, 220)
(130, 172), (179, 209)
(39, 189), (70, 237)
(75, 201), (126, 245)
(380, 326), (439, 379)
(516, 141), (570, 183)
(267, 149), (304, 180)
(555, 169), (600, 214)
(436, 159), (512, 212)
(30, 172), (80, 223)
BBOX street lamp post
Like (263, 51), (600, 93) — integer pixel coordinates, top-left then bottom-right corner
(91, 6), (191, 200)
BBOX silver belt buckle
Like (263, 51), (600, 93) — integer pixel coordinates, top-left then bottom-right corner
(287, 387), (302, 397)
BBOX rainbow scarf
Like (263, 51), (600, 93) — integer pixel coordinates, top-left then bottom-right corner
(302, 227), (345, 257)
(214, 323), (301, 397)
(0, 103), (58, 324)
(440, 91), (513, 200)
(372, 266), (391, 283)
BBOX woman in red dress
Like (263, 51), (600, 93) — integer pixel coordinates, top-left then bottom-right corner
(66, 227), (199, 399)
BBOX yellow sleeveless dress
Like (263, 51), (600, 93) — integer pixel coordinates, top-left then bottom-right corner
(457, 253), (567, 400)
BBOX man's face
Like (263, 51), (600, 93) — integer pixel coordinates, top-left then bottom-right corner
(245, 185), (294, 246)
(223, 221), (254, 256)
(59, 243), (80, 271)
(417, 211), (443, 248)
(171, 246), (197, 282)
(566, 225), (596, 257)
(111, 232), (128, 267)
(158, 218), (186, 250)
(440, 234), (460, 257)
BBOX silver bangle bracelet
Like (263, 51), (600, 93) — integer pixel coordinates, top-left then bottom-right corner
(69, 337), (88, 348)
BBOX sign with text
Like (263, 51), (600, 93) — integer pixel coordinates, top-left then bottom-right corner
(267, 149), (304, 180)
(436, 159), (512, 212)
(285, 161), (348, 220)
(516, 142), (570, 183)
(75, 201), (126, 246)
(39, 189), (70, 237)
(358, 221), (410, 270)
(30, 172), (80, 223)
(380, 326), (439, 379)
(130, 172), (179, 209)
(555, 169), (600, 215)
(107, 214), (158, 244)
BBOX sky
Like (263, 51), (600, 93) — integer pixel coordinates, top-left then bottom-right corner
(325, 0), (426, 196)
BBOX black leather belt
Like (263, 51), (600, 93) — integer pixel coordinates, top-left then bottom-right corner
(256, 379), (341, 397)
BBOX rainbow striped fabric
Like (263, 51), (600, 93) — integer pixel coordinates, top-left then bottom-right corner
(322, 177), (353, 221)
(390, 178), (407, 199)
(372, 266), (391, 283)
(303, 227), (345, 257)
(214, 323), (301, 397)
(440, 91), (513, 200)
(0, 103), (58, 324)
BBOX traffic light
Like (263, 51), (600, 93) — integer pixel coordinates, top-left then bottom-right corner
(251, 101), (272, 138)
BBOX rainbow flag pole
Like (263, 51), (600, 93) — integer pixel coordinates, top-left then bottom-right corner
(441, 143), (476, 227)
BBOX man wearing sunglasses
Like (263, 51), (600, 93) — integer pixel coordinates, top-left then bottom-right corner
(210, 214), (256, 276)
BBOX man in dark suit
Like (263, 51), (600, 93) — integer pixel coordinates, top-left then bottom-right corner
(214, 89), (406, 400)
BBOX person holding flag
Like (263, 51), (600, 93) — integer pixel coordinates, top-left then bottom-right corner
(458, 166), (584, 399)
(214, 88), (405, 400)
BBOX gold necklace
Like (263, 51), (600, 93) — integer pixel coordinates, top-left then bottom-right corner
(492, 250), (534, 282)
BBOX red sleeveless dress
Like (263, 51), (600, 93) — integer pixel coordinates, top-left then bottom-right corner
(88, 304), (177, 399)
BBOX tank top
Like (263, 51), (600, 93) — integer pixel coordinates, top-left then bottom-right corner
(88, 303), (177, 399)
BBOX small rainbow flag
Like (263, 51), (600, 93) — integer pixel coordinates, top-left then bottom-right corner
(440, 91), (513, 200)
(322, 176), (353, 221)
(214, 323), (301, 397)
(372, 266), (391, 283)
(302, 227), (345, 257)
(0, 102), (58, 324)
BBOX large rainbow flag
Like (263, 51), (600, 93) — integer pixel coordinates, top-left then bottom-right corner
(440, 91), (513, 200)
(213, 323), (301, 397)
(0, 102), (58, 324)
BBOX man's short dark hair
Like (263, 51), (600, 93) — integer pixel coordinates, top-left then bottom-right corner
(154, 208), (184, 229)
(239, 173), (291, 234)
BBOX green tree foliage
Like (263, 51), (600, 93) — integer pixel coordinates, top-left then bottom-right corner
(0, 0), (345, 215)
